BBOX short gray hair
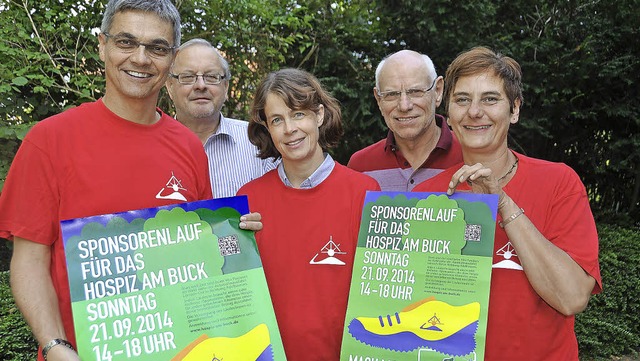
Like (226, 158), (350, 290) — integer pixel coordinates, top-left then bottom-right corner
(101, 0), (181, 46)
(176, 38), (232, 80)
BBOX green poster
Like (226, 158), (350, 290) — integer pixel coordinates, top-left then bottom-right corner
(62, 196), (285, 361)
(341, 192), (498, 361)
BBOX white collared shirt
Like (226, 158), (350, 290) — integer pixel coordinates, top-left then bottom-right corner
(204, 115), (277, 197)
(277, 153), (335, 189)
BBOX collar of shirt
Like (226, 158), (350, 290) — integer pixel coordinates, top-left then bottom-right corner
(205, 114), (237, 145)
(277, 153), (335, 189)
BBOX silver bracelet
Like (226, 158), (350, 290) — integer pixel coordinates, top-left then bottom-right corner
(42, 338), (74, 360)
(499, 208), (525, 228)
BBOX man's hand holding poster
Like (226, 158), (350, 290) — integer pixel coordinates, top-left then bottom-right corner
(341, 192), (498, 361)
(62, 196), (285, 360)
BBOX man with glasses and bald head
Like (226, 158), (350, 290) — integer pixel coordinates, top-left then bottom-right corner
(348, 50), (462, 191)
(0, 2), (260, 360)
(166, 39), (276, 198)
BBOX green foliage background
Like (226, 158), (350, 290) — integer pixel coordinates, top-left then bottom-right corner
(0, 0), (638, 360)
(0, 271), (37, 361)
(0, 0), (638, 221)
(575, 225), (640, 360)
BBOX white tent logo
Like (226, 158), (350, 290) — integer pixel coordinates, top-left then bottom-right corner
(156, 172), (187, 201)
(309, 236), (347, 266)
(492, 241), (523, 270)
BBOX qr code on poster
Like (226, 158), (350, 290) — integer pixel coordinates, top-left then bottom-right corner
(218, 235), (241, 256)
(465, 224), (482, 242)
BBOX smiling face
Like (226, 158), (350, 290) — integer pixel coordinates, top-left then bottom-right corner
(166, 44), (229, 122)
(374, 51), (443, 147)
(99, 10), (175, 107)
(263, 92), (325, 168)
(447, 71), (520, 158)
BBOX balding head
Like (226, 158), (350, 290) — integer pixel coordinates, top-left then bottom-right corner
(375, 50), (437, 89)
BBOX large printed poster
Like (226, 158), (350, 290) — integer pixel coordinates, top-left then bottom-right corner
(341, 192), (498, 361)
(61, 196), (285, 361)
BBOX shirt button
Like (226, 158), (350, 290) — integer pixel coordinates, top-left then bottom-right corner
(410, 179), (415, 184)
(404, 161), (409, 166)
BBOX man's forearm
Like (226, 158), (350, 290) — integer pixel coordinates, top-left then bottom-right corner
(10, 237), (68, 346)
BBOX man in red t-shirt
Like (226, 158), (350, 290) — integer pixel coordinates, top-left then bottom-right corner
(0, 2), (262, 360)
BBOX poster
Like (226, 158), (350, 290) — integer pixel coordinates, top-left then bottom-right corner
(62, 196), (285, 361)
(341, 192), (498, 361)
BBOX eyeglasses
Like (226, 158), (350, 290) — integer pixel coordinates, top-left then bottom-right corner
(377, 78), (437, 102)
(170, 73), (226, 85)
(102, 32), (176, 58)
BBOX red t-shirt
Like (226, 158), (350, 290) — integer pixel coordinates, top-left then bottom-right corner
(414, 151), (602, 360)
(238, 163), (380, 361)
(0, 99), (212, 356)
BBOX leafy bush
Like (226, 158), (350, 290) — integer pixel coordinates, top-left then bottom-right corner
(0, 271), (37, 361)
(576, 224), (640, 360)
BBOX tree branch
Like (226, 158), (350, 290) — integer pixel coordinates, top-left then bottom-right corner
(21, 0), (71, 90)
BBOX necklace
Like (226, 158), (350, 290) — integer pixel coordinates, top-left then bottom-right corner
(497, 157), (519, 183)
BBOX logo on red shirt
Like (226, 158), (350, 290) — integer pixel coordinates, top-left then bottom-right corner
(309, 236), (347, 265)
